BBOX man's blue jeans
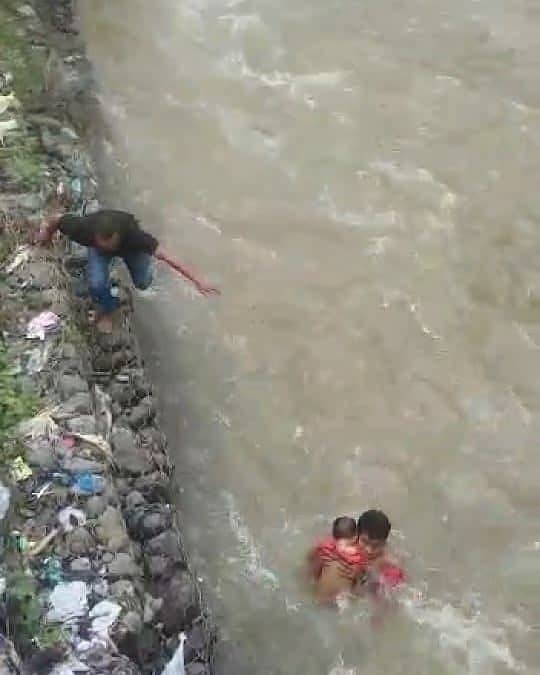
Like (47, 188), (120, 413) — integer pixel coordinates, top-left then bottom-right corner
(87, 248), (154, 313)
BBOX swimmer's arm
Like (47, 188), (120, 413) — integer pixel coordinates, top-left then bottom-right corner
(306, 548), (324, 579)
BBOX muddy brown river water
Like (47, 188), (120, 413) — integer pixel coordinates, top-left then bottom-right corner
(80, 1), (540, 672)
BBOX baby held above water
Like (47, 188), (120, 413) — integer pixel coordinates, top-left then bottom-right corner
(308, 509), (405, 605)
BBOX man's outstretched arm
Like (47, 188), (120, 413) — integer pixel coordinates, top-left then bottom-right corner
(154, 248), (220, 296)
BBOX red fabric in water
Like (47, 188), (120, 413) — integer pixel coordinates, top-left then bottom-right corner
(313, 537), (368, 577)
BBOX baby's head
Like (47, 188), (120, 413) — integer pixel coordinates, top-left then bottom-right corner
(332, 516), (358, 553)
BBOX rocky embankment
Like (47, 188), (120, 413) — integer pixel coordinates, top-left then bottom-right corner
(0, 1), (215, 673)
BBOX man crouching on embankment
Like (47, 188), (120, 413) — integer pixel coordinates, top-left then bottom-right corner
(38, 207), (219, 333)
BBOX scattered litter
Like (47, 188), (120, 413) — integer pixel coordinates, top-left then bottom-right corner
(0, 118), (18, 144)
(71, 472), (106, 495)
(0, 92), (18, 114)
(26, 311), (60, 340)
(25, 343), (53, 374)
(17, 4), (36, 18)
(161, 633), (186, 675)
(0, 482), (10, 522)
(71, 177), (82, 200)
(47, 581), (88, 623)
(32, 482), (53, 500)
(69, 433), (114, 464)
(0, 71), (14, 89)
(89, 600), (121, 640)
(60, 435), (77, 450)
(58, 507), (86, 532)
(27, 505), (87, 558)
(9, 456), (32, 482)
(94, 385), (112, 439)
(50, 656), (90, 675)
(27, 528), (59, 557)
(9, 532), (29, 553)
(5, 245), (30, 274)
(40, 557), (63, 587)
(17, 410), (59, 439)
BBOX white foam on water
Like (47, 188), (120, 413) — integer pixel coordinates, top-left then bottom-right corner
(318, 185), (400, 230)
(401, 590), (524, 674)
(218, 49), (346, 106)
(223, 491), (279, 590)
(217, 13), (263, 34)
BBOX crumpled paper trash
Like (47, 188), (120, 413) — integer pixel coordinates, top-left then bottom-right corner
(26, 311), (61, 340)
(0, 92), (19, 115)
(89, 600), (122, 640)
(58, 507), (86, 533)
(9, 456), (32, 482)
(5, 246), (30, 274)
(0, 481), (11, 522)
(47, 581), (88, 623)
(0, 118), (18, 144)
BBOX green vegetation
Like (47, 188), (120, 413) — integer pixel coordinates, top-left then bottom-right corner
(4, 570), (67, 656)
(0, 1), (47, 187)
(0, 2), (46, 103)
(0, 344), (37, 442)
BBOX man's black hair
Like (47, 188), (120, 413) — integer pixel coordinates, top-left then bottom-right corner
(332, 516), (357, 540)
(357, 509), (391, 541)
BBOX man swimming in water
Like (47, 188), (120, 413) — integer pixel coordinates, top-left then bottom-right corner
(308, 510), (404, 605)
(356, 509), (405, 594)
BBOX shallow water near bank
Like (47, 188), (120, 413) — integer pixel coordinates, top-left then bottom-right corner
(80, 0), (540, 672)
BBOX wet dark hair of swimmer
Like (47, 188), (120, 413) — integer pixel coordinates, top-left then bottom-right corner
(357, 509), (391, 542)
(332, 516), (358, 540)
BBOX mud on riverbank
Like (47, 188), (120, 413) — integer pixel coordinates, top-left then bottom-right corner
(0, 1), (215, 672)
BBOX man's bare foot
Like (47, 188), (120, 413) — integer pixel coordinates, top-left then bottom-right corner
(96, 313), (114, 334)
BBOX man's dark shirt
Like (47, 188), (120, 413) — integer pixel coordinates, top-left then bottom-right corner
(58, 210), (159, 256)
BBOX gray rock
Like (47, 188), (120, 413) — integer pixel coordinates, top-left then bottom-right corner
(17, 193), (41, 211)
(108, 553), (139, 579)
(62, 457), (105, 474)
(120, 611), (142, 635)
(125, 491), (145, 510)
(108, 382), (135, 407)
(66, 415), (96, 435)
(55, 392), (92, 417)
(111, 428), (152, 475)
(128, 506), (171, 541)
(102, 552), (114, 564)
(127, 401), (153, 430)
(86, 495), (107, 518)
(25, 438), (55, 469)
(25, 259), (55, 289)
(71, 557), (91, 573)
(145, 530), (183, 562)
(157, 570), (198, 635)
(66, 527), (94, 555)
(187, 625), (206, 651)
(111, 580), (136, 601)
(40, 127), (75, 160)
(146, 555), (172, 579)
(186, 663), (208, 675)
(40, 289), (70, 314)
(97, 506), (129, 552)
(17, 4), (36, 18)
(62, 343), (78, 360)
(143, 594), (163, 624)
(59, 373), (88, 400)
